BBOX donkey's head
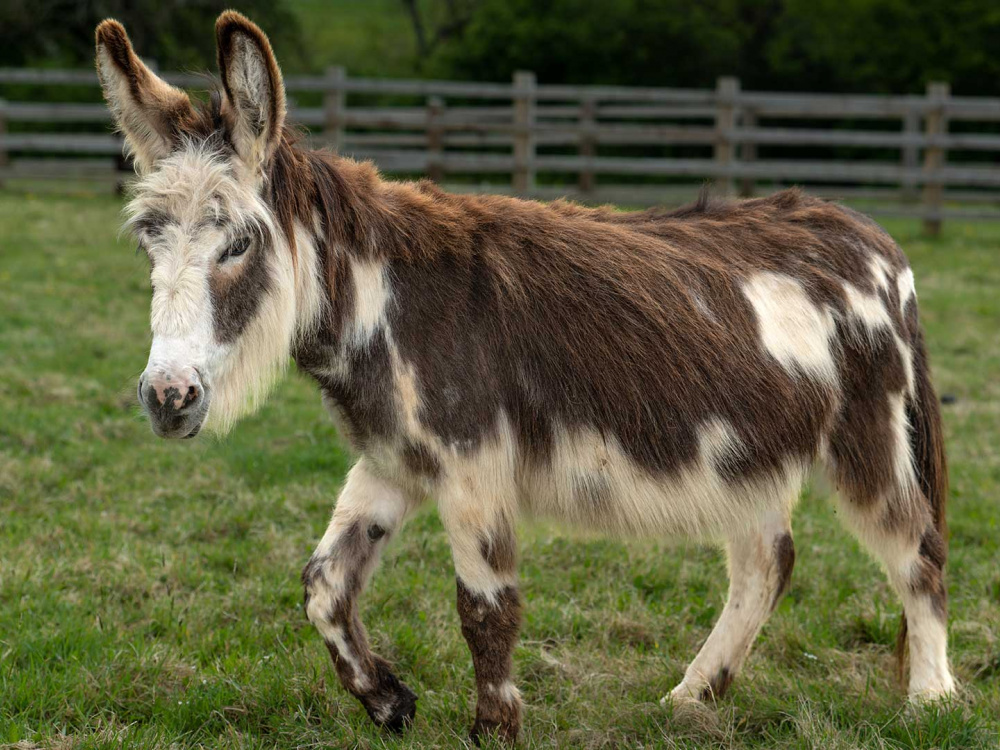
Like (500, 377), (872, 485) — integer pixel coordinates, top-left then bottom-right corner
(97, 13), (309, 438)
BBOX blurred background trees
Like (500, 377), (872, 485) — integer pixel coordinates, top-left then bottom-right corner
(420, 0), (1000, 95)
(2, 0), (998, 95)
(0, 0), (306, 70)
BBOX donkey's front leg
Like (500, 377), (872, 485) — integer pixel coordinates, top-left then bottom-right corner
(439, 490), (522, 745)
(302, 458), (421, 731)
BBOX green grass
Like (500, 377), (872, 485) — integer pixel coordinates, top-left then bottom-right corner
(0, 189), (998, 749)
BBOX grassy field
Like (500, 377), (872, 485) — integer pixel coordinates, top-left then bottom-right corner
(0, 189), (998, 749)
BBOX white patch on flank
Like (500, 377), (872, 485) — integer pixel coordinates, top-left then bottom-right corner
(523, 418), (803, 540)
(742, 272), (837, 383)
(897, 267), (916, 313)
(842, 282), (893, 334)
(347, 258), (392, 345)
(887, 391), (917, 490)
(897, 337), (916, 397)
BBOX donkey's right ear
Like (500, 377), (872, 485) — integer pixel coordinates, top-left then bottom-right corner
(95, 20), (194, 173)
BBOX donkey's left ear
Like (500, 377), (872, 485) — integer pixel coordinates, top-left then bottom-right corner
(216, 11), (287, 171)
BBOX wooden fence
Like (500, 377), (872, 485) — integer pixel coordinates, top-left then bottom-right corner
(3, 67), (1000, 233)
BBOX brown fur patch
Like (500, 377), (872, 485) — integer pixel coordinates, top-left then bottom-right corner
(699, 666), (734, 702)
(457, 581), (522, 743)
(772, 532), (795, 610)
(478, 520), (517, 575)
(401, 441), (441, 479)
(209, 230), (272, 344)
(912, 527), (948, 620)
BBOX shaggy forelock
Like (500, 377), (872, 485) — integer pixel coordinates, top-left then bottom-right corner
(125, 135), (276, 242)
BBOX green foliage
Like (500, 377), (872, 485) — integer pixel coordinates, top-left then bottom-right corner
(0, 0), (306, 71)
(425, 0), (1000, 94)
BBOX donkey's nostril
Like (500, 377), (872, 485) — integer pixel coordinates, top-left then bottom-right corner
(183, 384), (201, 408)
(141, 369), (204, 415)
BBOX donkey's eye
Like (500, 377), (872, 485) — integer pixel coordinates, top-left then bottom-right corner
(219, 236), (251, 263)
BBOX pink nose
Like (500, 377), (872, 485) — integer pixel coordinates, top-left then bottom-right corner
(139, 367), (204, 414)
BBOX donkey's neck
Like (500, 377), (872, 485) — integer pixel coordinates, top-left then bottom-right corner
(285, 146), (470, 365)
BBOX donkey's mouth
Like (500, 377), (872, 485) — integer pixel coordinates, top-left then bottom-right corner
(147, 401), (209, 440)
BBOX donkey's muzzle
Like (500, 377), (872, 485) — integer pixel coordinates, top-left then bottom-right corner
(138, 366), (209, 439)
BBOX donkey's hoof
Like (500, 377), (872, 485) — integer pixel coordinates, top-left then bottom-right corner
(361, 682), (418, 733)
(907, 678), (957, 706)
(470, 717), (519, 746)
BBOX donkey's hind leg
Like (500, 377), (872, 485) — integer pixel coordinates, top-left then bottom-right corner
(666, 507), (795, 704)
(832, 489), (954, 701)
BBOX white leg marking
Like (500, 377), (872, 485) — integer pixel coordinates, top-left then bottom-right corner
(666, 507), (793, 703)
(905, 598), (955, 700)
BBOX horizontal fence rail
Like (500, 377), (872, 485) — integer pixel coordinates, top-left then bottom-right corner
(3, 67), (1000, 232)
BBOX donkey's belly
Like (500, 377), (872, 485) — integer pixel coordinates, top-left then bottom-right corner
(520, 421), (808, 540)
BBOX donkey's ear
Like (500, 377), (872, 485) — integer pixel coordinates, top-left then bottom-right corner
(216, 11), (287, 171)
(95, 19), (194, 173)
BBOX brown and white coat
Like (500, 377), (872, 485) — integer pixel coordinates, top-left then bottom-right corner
(97, 12), (955, 744)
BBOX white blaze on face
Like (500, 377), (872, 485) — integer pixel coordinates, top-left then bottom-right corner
(128, 142), (301, 434)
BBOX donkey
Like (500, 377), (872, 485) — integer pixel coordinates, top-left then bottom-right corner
(97, 12), (955, 744)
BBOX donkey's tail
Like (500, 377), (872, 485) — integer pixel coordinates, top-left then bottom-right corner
(895, 325), (949, 683)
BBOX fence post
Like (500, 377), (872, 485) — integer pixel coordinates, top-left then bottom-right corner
(513, 70), (536, 195)
(323, 66), (346, 153)
(922, 82), (950, 236)
(578, 96), (597, 195)
(0, 100), (7, 190)
(901, 108), (920, 202)
(739, 107), (756, 197)
(427, 95), (445, 183)
(715, 76), (739, 197)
